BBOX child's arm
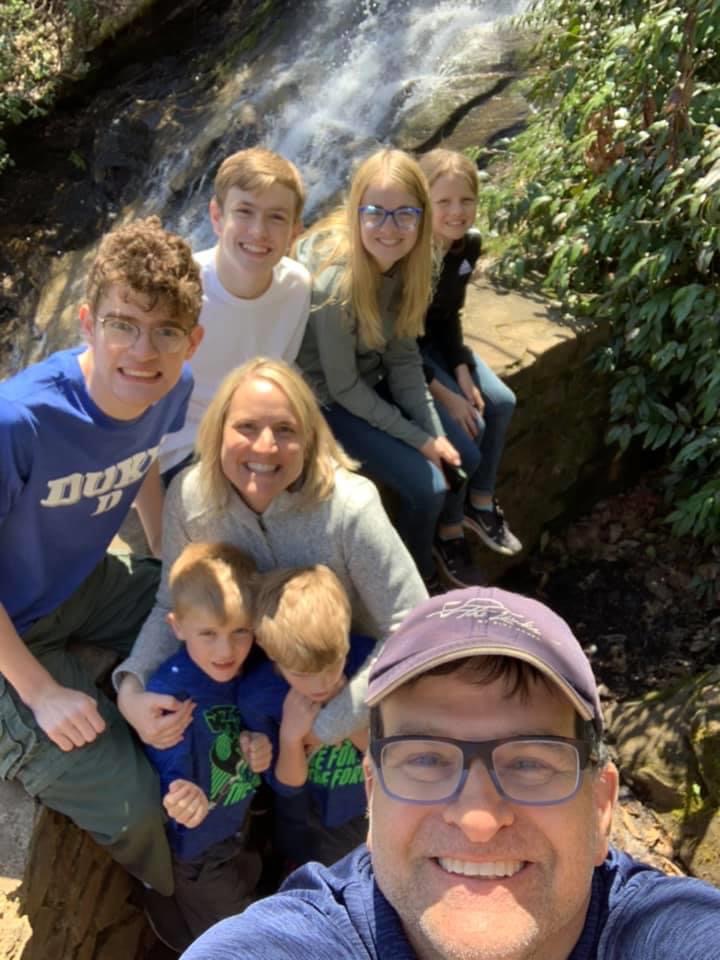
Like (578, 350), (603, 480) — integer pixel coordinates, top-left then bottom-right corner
(276, 689), (321, 787)
(163, 779), (209, 828)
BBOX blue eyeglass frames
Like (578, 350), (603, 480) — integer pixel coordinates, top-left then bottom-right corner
(369, 734), (598, 807)
(358, 204), (423, 232)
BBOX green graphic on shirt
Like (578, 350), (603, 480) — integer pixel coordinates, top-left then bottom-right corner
(308, 739), (363, 789)
(204, 705), (260, 807)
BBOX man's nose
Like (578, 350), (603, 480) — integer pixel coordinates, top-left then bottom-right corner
(442, 760), (515, 842)
(129, 327), (158, 359)
(248, 213), (269, 238)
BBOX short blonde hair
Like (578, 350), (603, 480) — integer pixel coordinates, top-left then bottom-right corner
(254, 565), (351, 672)
(214, 147), (305, 221)
(299, 149), (433, 350)
(195, 357), (357, 512)
(169, 542), (256, 623)
(418, 148), (479, 195)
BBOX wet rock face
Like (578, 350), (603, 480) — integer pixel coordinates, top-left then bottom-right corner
(0, 0), (529, 381)
(607, 670), (720, 887)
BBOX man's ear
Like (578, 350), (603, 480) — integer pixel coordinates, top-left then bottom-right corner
(209, 197), (223, 238)
(363, 754), (374, 851)
(363, 754), (375, 803)
(185, 323), (204, 361)
(78, 303), (94, 342)
(593, 760), (619, 865)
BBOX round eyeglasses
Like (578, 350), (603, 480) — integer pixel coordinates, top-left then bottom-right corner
(97, 316), (191, 354)
(358, 204), (422, 233)
(369, 735), (597, 807)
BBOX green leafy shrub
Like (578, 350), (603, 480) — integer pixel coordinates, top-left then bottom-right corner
(0, 0), (155, 172)
(481, 0), (720, 543)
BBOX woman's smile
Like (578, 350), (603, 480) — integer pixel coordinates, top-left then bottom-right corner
(221, 377), (304, 513)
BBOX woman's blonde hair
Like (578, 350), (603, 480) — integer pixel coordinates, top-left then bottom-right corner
(196, 357), (357, 512)
(300, 149), (433, 350)
(254, 565), (351, 672)
(417, 148), (479, 195)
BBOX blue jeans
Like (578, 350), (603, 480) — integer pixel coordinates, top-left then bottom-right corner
(322, 394), (448, 579)
(424, 348), (516, 525)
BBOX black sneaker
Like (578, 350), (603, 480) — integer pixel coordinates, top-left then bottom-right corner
(464, 500), (522, 556)
(433, 537), (486, 589)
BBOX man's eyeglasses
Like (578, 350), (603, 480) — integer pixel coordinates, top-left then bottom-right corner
(369, 735), (597, 807)
(97, 316), (191, 354)
(358, 204), (422, 233)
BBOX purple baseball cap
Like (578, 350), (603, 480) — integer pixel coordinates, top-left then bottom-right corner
(366, 587), (603, 733)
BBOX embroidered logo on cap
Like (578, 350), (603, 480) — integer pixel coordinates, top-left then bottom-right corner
(427, 597), (541, 640)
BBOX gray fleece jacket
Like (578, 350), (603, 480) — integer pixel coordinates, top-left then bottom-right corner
(295, 237), (444, 450)
(114, 463), (427, 741)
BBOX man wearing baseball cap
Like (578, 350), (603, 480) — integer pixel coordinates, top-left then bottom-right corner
(181, 588), (720, 959)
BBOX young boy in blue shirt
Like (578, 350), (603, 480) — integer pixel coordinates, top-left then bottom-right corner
(145, 541), (271, 945)
(243, 565), (373, 869)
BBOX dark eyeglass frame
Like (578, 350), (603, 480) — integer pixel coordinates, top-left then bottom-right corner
(358, 204), (423, 232)
(97, 315), (192, 354)
(369, 734), (598, 807)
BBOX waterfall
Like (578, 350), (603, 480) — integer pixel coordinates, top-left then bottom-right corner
(162, 0), (527, 248)
(2, 0), (527, 377)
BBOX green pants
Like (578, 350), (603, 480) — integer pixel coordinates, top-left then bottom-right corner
(0, 554), (174, 894)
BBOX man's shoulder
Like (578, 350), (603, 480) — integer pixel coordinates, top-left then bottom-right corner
(592, 849), (720, 959)
(182, 847), (390, 960)
(0, 349), (80, 409)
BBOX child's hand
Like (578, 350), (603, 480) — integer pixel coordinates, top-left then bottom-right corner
(280, 689), (321, 743)
(456, 364), (485, 415)
(163, 779), (209, 828)
(239, 731), (272, 773)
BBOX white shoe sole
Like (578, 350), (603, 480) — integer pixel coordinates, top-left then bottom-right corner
(463, 515), (522, 556)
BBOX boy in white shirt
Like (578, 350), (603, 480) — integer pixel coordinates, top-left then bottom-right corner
(159, 147), (311, 482)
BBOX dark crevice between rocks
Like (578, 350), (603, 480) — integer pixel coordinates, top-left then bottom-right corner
(415, 74), (522, 153)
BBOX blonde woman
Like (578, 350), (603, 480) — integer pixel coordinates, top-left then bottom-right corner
(295, 148), (484, 591)
(114, 358), (426, 748)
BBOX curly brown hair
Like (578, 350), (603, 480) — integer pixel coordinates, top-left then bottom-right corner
(85, 216), (202, 327)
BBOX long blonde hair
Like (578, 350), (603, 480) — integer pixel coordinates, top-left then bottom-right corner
(300, 149), (433, 350)
(196, 358), (357, 512)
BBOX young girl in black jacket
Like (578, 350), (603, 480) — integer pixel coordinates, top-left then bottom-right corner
(418, 149), (521, 563)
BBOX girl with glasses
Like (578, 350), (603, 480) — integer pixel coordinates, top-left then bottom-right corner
(295, 148), (484, 592)
(417, 149), (521, 561)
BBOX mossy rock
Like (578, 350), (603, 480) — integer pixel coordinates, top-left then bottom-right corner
(608, 667), (720, 884)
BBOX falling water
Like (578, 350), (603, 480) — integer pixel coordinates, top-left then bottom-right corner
(159, 0), (527, 247)
(2, 0), (527, 375)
